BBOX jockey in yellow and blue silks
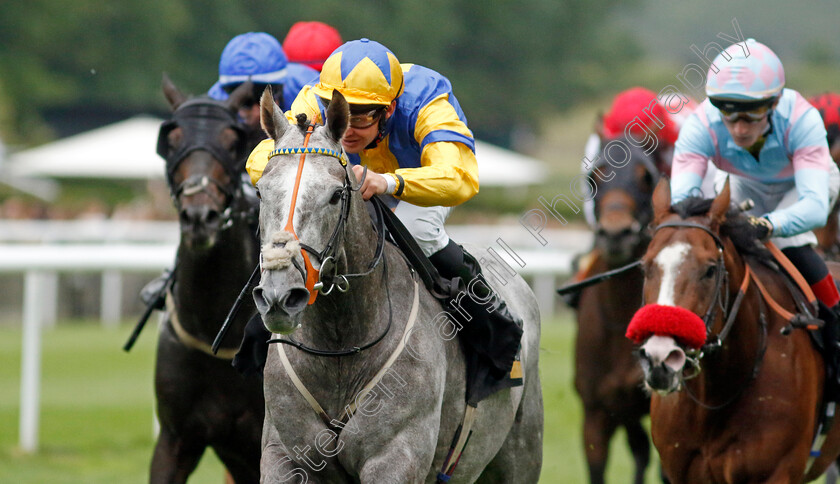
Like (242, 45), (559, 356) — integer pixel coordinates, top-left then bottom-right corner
(246, 38), (523, 391)
(247, 38), (478, 210)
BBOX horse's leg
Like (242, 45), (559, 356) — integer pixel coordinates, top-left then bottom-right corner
(213, 447), (260, 484)
(475, 374), (545, 483)
(582, 408), (618, 484)
(624, 419), (650, 484)
(149, 427), (206, 484)
(260, 417), (311, 484)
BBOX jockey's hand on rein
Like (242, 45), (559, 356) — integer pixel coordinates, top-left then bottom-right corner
(746, 215), (774, 241)
(351, 165), (388, 200)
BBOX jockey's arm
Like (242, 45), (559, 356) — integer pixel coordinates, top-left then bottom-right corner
(386, 93), (478, 207)
(763, 109), (832, 237)
(245, 89), (480, 207)
(387, 140), (478, 207)
(670, 113), (715, 203)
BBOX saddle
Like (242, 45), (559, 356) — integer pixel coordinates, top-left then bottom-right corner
(368, 196), (523, 405)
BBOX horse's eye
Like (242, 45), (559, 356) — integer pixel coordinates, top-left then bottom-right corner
(329, 189), (342, 205)
(703, 265), (716, 279)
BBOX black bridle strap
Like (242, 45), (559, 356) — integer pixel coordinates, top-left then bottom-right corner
(655, 221), (724, 250)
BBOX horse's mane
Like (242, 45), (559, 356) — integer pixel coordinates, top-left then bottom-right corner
(671, 197), (773, 263)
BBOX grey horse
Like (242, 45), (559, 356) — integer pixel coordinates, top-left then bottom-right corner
(252, 89), (544, 483)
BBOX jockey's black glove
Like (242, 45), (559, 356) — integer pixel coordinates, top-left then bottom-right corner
(746, 215), (774, 242)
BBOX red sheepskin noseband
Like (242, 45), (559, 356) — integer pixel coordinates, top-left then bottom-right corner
(626, 304), (707, 350)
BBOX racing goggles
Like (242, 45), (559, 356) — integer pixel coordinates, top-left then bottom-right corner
(709, 97), (775, 123)
(348, 108), (385, 129)
(719, 106), (772, 123)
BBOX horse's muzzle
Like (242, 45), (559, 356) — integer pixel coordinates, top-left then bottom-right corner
(595, 222), (642, 265)
(253, 272), (309, 334)
(179, 205), (222, 250)
(637, 335), (686, 394)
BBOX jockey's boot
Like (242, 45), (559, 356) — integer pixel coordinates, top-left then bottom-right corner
(139, 268), (172, 311)
(429, 240), (524, 380)
(232, 313), (270, 378)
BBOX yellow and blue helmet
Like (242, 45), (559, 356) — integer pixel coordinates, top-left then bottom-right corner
(311, 38), (404, 106)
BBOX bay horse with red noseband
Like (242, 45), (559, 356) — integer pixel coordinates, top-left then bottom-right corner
(628, 178), (840, 483)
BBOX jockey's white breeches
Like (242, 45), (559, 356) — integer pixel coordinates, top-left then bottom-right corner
(381, 195), (453, 256)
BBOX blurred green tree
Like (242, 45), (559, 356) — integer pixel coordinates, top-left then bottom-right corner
(0, 0), (638, 145)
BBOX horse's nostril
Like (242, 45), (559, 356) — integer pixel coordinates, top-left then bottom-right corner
(282, 288), (310, 313)
(179, 209), (191, 225)
(206, 210), (219, 225)
(253, 286), (272, 314)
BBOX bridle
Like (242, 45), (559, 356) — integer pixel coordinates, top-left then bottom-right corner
(262, 125), (386, 304)
(654, 221), (731, 346)
(652, 219), (768, 408)
(157, 98), (255, 230)
(263, 124), (390, 357)
(589, 147), (659, 244)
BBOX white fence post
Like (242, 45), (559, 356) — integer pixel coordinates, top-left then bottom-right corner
(100, 270), (123, 328)
(20, 270), (45, 453)
(533, 274), (556, 321)
(40, 272), (59, 329)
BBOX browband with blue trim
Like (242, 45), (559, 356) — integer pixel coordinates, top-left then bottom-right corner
(269, 147), (348, 166)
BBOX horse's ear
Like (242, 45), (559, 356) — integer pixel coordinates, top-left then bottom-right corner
(162, 73), (186, 111)
(709, 177), (731, 226)
(325, 91), (349, 142)
(260, 86), (287, 141)
(652, 177), (673, 224)
(226, 80), (253, 112)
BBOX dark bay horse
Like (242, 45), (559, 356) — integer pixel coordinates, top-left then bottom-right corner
(575, 138), (659, 484)
(150, 75), (263, 483)
(253, 90), (543, 482)
(630, 179), (840, 483)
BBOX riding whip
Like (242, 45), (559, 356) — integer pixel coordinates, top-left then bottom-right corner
(212, 264), (261, 354)
(123, 262), (177, 352)
(556, 259), (642, 295)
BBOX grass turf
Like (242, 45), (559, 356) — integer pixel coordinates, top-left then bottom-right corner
(0, 314), (661, 483)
